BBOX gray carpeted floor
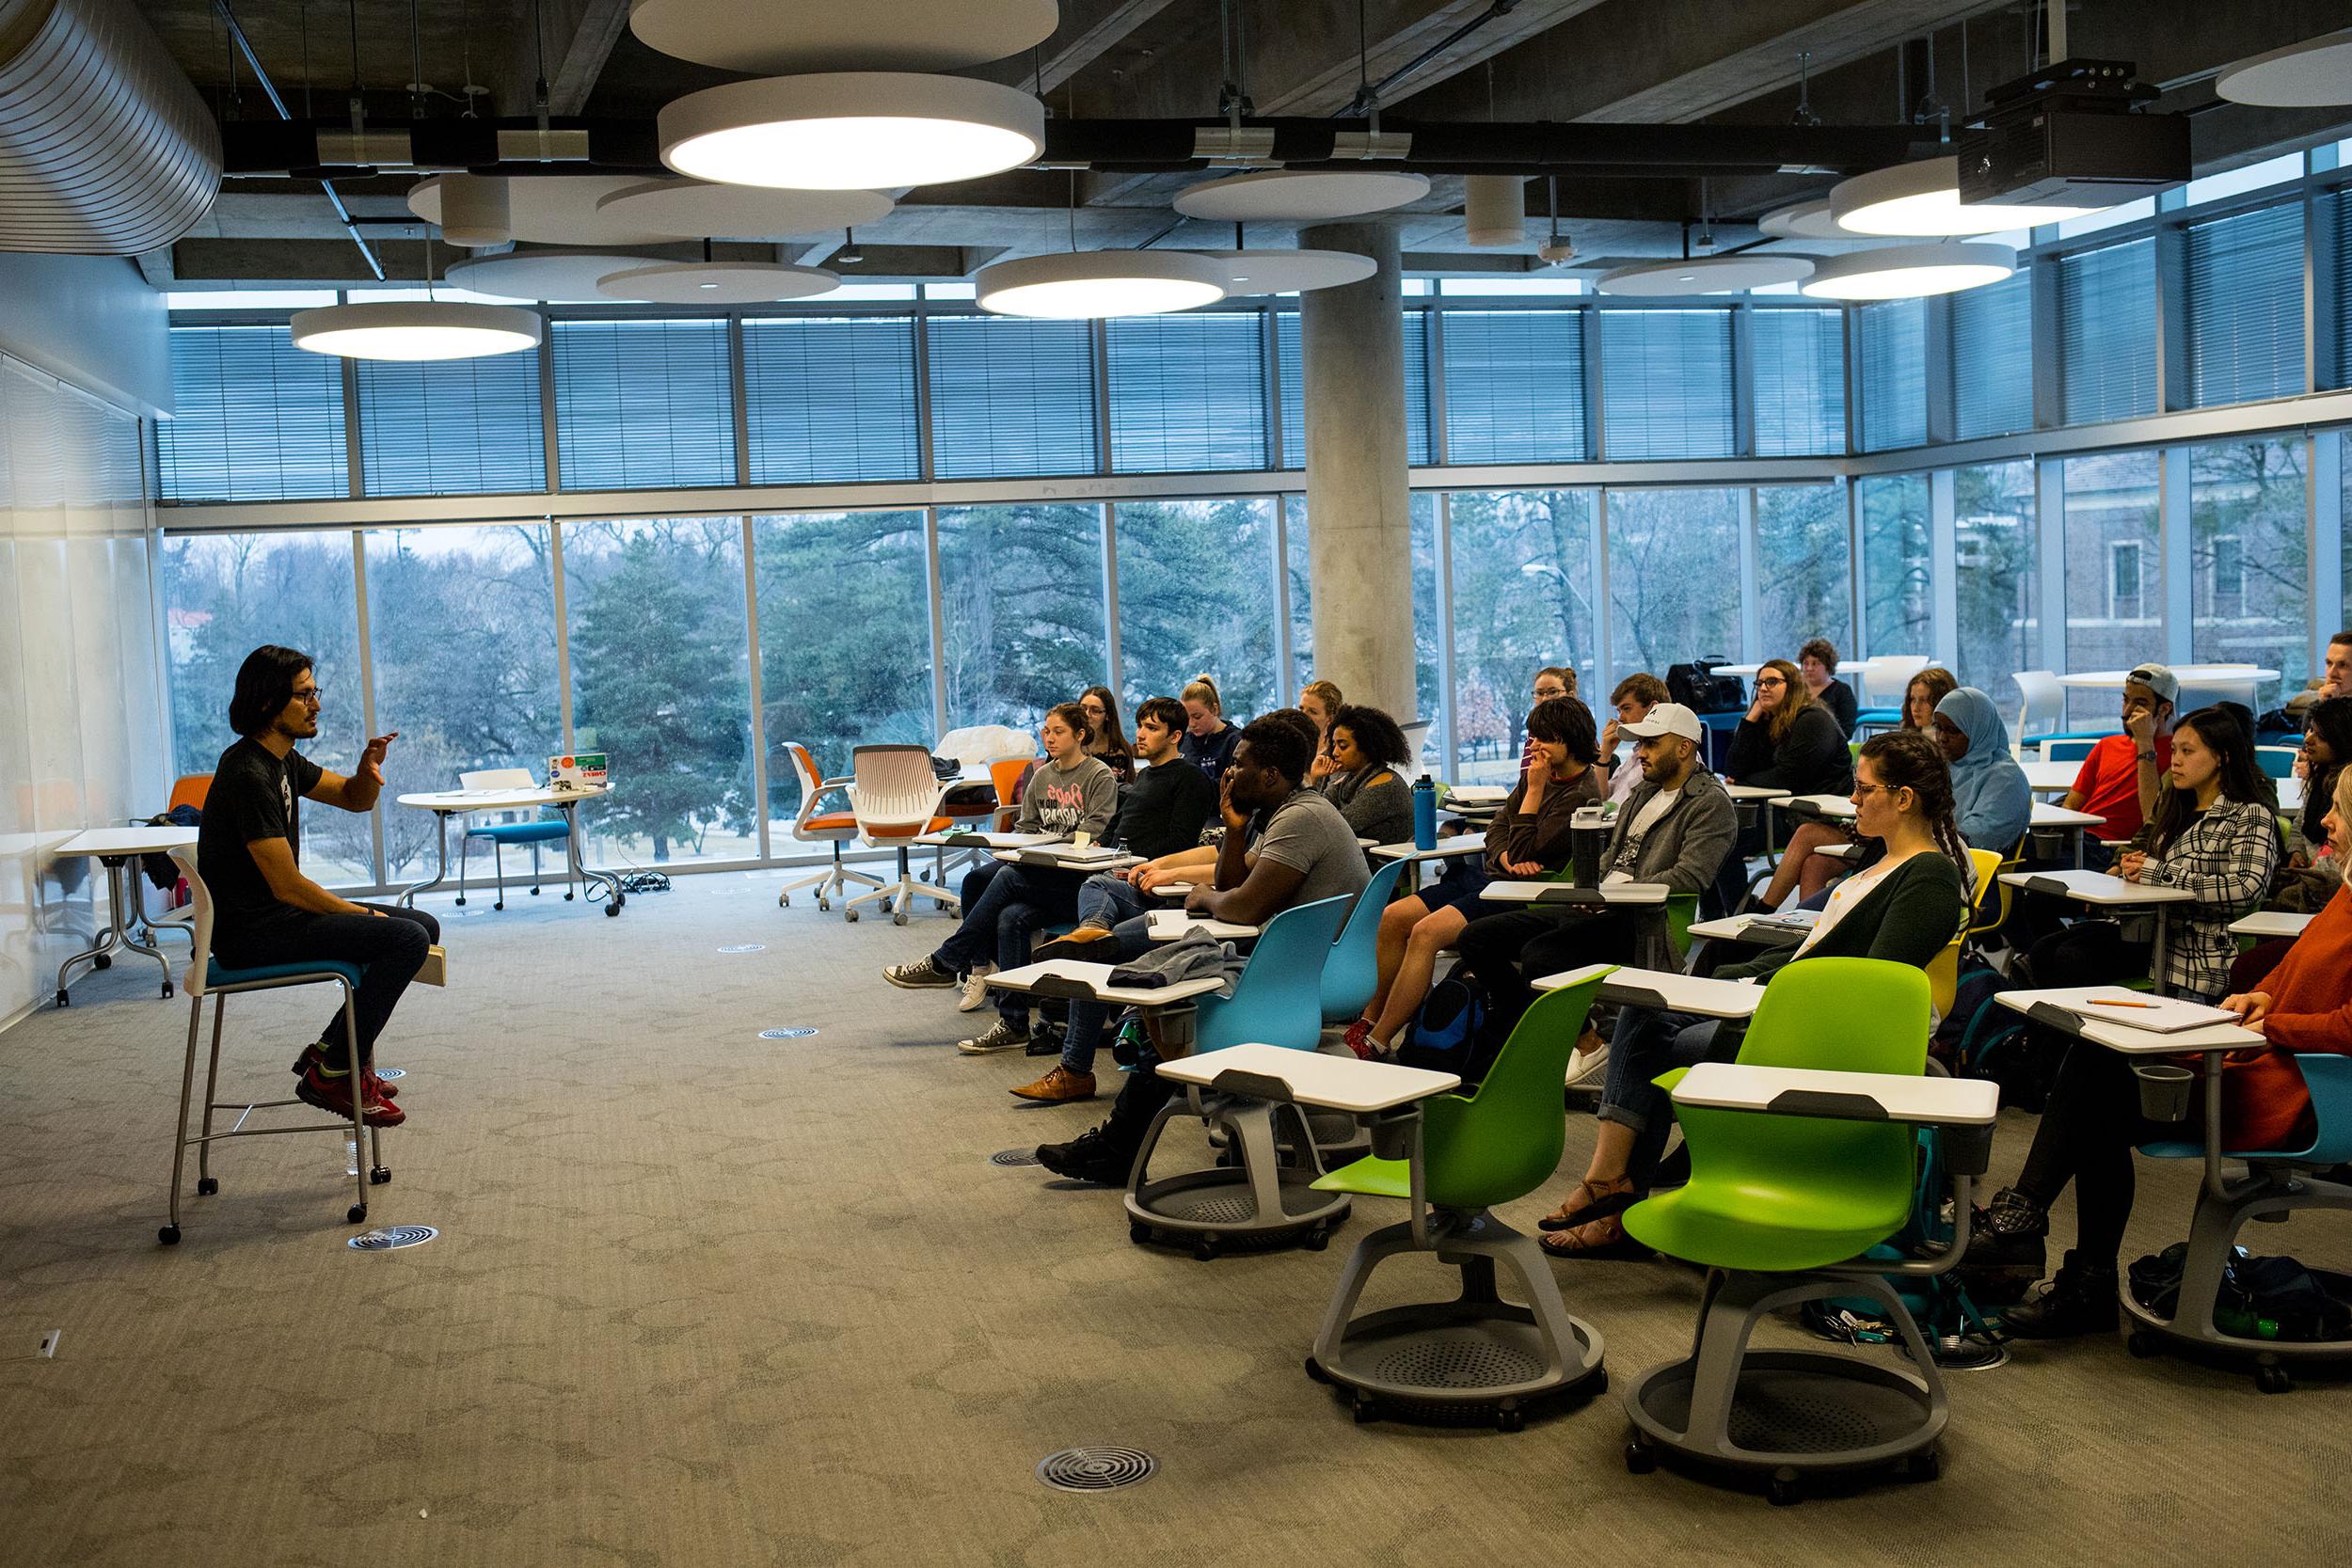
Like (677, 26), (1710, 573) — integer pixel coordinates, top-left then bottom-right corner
(3, 872), (2347, 1567)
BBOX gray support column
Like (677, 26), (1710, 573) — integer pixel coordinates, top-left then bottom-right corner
(1299, 220), (1416, 720)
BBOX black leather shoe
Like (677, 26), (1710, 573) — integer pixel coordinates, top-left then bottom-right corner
(1036, 1127), (1130, 1185)
(2003, 1251), (2119, 1339)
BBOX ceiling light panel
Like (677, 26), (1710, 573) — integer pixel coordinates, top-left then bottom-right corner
(628, 0), (1058, 73)
(660, 73), (1044, 191)
(1832, 156), (2103, 236)
(291, 303), (543, 361)
(977, 252), (1230, 320)
(1799, 242), (2015, 300)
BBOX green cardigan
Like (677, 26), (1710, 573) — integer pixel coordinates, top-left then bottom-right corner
(1721, 852), (1967, 987)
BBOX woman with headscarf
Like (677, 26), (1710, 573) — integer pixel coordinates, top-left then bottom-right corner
(1931, 686), (2032, 854)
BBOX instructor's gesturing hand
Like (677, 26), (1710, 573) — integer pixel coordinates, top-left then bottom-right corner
(358, 731), (400, 787)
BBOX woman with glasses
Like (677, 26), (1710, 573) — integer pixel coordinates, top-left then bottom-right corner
(1712, 657), (1855, 913)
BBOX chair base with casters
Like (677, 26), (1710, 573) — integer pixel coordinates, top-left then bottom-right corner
(458, 820), (576, 911)
(1124, 1086), (1350, 1259)
(845, 842), (961, 926)
(776, 841), (882, 911)
(2128, 1054), (2352, 1391)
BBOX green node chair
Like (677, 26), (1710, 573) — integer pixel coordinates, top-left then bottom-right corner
(1302, 970), (1613, 1432)
(1618, 958), (1991, 1503)
(1124, 895), (1357, 1259)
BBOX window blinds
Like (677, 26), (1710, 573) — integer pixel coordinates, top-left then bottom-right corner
(1951, 269), (2034, 440)
(1856, 299), (1927, 452)
(553, 319), (734, 490)
(156, 325), (349, 501)
(1439, 309), (1589, 464)
(357, 351), (546, 497)
(2183, 202), (2306, 408)
(1600, 308), (1736, 459)
(925, 313), (1097, 479)
(1275, 310), (1434, 468)
(1749, 308), (1846, 456)
(1105, 313), (1268, 472)
(741, 316), (921, 484)
(2330, 189), (2352, 389)
(2057, 237), (2157, 424)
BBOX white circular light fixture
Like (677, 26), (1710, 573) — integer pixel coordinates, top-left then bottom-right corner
(290, 302), (543, 361)
(2215, 28), (2352, 105)
(407, 175), (680, 245)
(1207, 249), (1378, 295)
(1172, 169), (1431, 223)
(628, 0), (1058, 74)
(660, 72), (1045, 191)
(977, 251), (1229, 319)
(598, 261), (841, 304)
(1832, 156), (2104, 236)
(1597, 254), (1815, 295)
(446, 250), (666, 302)
(1799, 242), (2015, 301)
(1756, 198), (1845, 241)
(594, 179), (893, 239)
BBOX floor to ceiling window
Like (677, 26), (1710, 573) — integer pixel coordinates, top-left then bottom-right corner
(1606, 488), (1740, 683)
(939, 503), (1109, 732)
(1448, 489), (1597, 783)
(1953, 462), (2039, 707)
(1114, 499), (1279, 720)
(1857, 474), (1931, 658)
(362, 525), (562, 881)
(2062, 451), (2162, 725)
(2190, 437), (2311, 696)
(1283, 496), (1312, 687)
(1285, 495), (1444, 767)
(563, 518), (755, 866)
(1755, 483), (1852, 661)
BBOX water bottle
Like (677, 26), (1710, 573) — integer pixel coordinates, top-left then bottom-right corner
(1411, 775), (1438, 851)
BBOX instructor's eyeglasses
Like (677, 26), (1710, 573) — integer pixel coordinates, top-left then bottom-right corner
(290, 688), (323, 708)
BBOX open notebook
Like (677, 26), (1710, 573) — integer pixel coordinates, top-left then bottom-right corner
(2023, 988), (2238, 1036)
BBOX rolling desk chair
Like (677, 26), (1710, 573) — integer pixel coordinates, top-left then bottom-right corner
(775, 743), (879, 911)
(843, 744), (955, 926)
(1320, 858), (1408, 1026)
(453, 768), (574, 910)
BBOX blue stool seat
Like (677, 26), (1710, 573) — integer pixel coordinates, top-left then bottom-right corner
(465, 819), (570, 846)
(206, 958), (364, 990)
(1854, 706), (1903, 722)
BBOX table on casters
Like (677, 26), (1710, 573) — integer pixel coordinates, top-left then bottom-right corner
(395, 785), (625, 915)
(53, 826), (196, 1008)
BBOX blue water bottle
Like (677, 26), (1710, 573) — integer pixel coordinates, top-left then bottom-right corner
(1411, 775), (1438, 850)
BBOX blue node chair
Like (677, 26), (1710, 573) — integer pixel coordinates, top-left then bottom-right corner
(159, 847), (387, 1243)
(1320, 857), (1408, 1026)
(456, 768), (574, 911)
(2253, 746), (2300, 782)
(2130, 1055), (2352, 1391)
(1124, 894), (1357, 1259)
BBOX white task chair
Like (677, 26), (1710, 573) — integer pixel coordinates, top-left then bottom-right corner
(2013, 669), (2121, 751)
(843, 744), (958, 927)
(158, 847), (385, 1243)
(775, 742), (880, 911)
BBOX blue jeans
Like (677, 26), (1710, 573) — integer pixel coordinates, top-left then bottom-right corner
(932, 863), (1083, 1023)
(1596, 1006), (1733, 1190)
(1061, 913), (1153, 1074)
(1075, 872), (1150, 931)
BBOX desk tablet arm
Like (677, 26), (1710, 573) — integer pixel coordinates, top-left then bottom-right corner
(1603, 984), (1672, 1012)
(1026, 976), (1103, 1003)
(1530, 886), (1606, 907)
(2022, 875), (2075, 897)
(1205, 1068), (1294, 1102)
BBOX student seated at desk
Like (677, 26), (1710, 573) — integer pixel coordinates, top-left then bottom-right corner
(1178, 675), (1242, 782)
(1300, 678), (1344, 783)
(1343, 697), (1605, 1059)
(2015, 705), (2278, 1005)
(1025, 717), (1369, 1137)
(1799, 638), (1858, 737)
(2254, 628), (2350, 736)
(882, 703), (1118, 999)
(1538, 728), (1970, 1259)
(1080, 685), (1136, 784)
(1968, 770), (2352, 1338)
(1711, 658), (1855, 915)
(2266, 696), (2350, 918)
(1315, 705), (1414, 847)
(1600, 673), (1668, 805)
(1439, 703), (1734, 1054)
(1518, 666), (1574, 774)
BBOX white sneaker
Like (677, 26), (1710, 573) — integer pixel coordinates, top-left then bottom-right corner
(958, 966), (993, 1012)
(1565, 1041), (1609, 1088)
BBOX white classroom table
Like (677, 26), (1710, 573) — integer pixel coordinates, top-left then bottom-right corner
(984, 958), (1225, 1009)
(1671, 1062), (1998, 1126)
(1146, 910), (1261, 942)
(1685, 909), (1820, 950)
(52, 825), (196, 1007)
(394, 784), (623, 915)
(1786, 793), (2106, 866)
(1480, 879), (1669, 907)
(1369, 832), (1486, 863)
(1534, 961), (1765, 1020)
(2022, 757), (2302, 814)
(993, 847), (1139, 873)
(1155, 1042), (1461, 1113)
(2056, 665), (2275, 690)
(913, 830), (1058, 849)
(1998, 869), (2198, 993)
(2230, 911), (2313, 941)
(1723, 784), (1793, 803)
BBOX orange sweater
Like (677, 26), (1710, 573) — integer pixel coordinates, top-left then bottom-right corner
(2222, 883), (2352, 1150)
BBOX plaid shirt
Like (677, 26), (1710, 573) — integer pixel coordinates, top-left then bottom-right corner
(2140, 799), (2280, 1000)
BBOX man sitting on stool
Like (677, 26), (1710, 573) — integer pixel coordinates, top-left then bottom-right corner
(196, 645), (437, 1129)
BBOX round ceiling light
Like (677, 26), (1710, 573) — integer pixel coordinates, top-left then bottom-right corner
(2215, 28), (2352, 106)
(1756, 198), (1845, 241)
(1832, 156), (2103, 236)
(660, 72), (1044, 191)
(598, 261), (841, 304)
(1208, 249), (1378, 295)
(291, 302), (543, 361)
(1172, 169), (1431, 223)
(1597, 254), (1816, 295)
(446, 250), (663, 303)
(1799, 242), (2015, 301)
(594, 179), (893, 239)
(977, 251), (1229, 319)
(628, 0), (1057, 74)
(407, 175), (679, 245)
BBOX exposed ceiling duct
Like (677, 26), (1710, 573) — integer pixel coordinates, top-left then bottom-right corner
(0, 0), (220, 254)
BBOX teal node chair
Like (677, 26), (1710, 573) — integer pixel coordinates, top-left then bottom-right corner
(1302, 970), (1613, 1432)
(1617, 958), (1993, 1503)
(1320, 857), (1408, 1026)
(1123, 895), (1358, 1259)
(159, 847), (387, 1243)
(2128, 1054), (2352, 1392)
(454, 768), (576, 911)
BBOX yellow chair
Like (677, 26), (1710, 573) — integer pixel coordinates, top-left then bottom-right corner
(1926, 847), (2004, 1017)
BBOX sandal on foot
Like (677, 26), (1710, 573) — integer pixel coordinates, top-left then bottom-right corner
(1540, 1214), (1652, 1261)
(1535, 1180), (1637, 1232)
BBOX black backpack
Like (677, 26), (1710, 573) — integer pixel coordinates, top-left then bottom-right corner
(1667, 658), (1745, 715)
(1394, 974), (1489, 1078)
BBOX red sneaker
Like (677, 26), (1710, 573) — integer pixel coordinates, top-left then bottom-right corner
(1343, 1018), (1379, 1061)
(368, 1070), (400, 1101)
(295, 1061), (405, 1128)
(290, 1046), (398, 1099)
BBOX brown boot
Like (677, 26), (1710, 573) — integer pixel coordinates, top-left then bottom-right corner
(1011, 1066), (1097, 1102)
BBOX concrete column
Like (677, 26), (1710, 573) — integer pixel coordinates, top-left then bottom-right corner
(1298, 220), (1417, 721)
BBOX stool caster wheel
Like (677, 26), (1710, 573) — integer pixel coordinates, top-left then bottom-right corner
(777, 893), (790, 908)
(347, 1203), (368, 1225)
(1495, 1405), (1524, 1434)
(1767, 1469), (1802, 1507)
(605, 902), (622, 917)
(1352, 1397), (1378, 1425)
(1303, 1356), (1328, 1385)
(94, 954), (111, 970)
(455, 895), (466, 907)
(893, 911), (908, 927)
(2126, 1330), (2161, 1359)
(530, 887), (541, 896)
(816, 896), (831, 911)
(196, 1177), (219, 1196)
(2256, 1363), (2293, 1395)
(564, 891), (576, 901)
(1624, 1440), (1657, 1475)
(844, 908), (860, 923)
(56, 990), (69, 1008)
(1905, 1449), (1941, 1482)
(1193, 1239), (1219, 1262)
(159, 1225), (180, 1245)
(369, 1166), (391, 1186)
(1128, 1222), (1151, 1245)
(1588, 1368), (1609, 1397)
(162, 982), (174, 1000)
(1303, 1227), (1329, 1251)
(493, 900), (504, 911)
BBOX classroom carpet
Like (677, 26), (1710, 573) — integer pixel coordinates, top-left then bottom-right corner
(2, 870), (2347, 1568)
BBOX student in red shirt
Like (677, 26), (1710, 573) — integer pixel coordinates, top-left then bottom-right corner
(2062, 661), (2177, 855)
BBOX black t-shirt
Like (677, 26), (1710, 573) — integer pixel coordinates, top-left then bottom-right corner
(197, 736), (324, 927)
(1109, 757), (1219, 859)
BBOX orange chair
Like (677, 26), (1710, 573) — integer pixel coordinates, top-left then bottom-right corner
(987, 757), (1038, 832)
(167, 775), (213, 813)
(775, 744), (882, 911)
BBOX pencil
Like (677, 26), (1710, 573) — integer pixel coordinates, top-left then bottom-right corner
(2087, 997), (2159, 1008)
